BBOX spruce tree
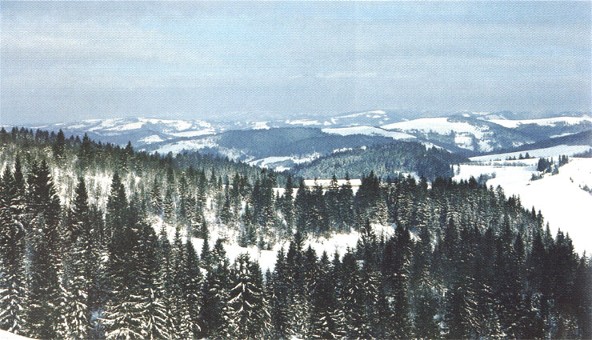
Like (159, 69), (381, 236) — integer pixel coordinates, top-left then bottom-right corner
(225, 253), (268, 339)
(0, 167), (26, 334)
(25, 160), (62, 339)
(199, 239), (230, 338)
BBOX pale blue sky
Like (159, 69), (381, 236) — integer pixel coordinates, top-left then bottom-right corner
(1, 1), (590, 124)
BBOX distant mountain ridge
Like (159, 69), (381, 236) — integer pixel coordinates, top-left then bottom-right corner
(13, 110), (592, 172)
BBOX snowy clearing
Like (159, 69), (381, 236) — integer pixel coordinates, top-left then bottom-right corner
(470, 145), (591, 162)
(454, 158), (592, 254)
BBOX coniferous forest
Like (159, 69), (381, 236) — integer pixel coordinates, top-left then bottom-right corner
(0, 127), (590, 339)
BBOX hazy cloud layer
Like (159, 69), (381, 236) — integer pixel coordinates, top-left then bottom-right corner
(1, 2), (590, 124)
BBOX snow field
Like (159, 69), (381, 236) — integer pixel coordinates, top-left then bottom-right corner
(155, 215), (395, 273)
(321, 126), (415, 140)
(470, 145), (592, 162)
(0, 330), (33, 340)
(381, 117), (486, 138)
(454, 158), (592, 254)
(489, 115), (592, 128)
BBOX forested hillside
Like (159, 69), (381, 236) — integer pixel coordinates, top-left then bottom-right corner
(293, 142), (466, 180)
(0, 127), (590, 339)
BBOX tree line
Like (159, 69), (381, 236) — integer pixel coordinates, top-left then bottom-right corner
(0, 127), (590, 338)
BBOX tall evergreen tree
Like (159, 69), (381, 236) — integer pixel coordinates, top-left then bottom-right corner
(25, 160), (62, 339)
(225, 253), (268, 339)
(0, 167), (26, 334)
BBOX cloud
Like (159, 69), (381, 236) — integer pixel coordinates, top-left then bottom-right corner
(315, 72), (377, 79)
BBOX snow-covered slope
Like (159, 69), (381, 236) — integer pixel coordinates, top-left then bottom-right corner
(470, 145), (592, 162)
(489, 115), (592, 129)
(322, 126), (415, 140)
(454, 158), (592, 254)
(19, 111), (591, 157)
(381, 117), (506, 152)
(0, 330), (33, 340)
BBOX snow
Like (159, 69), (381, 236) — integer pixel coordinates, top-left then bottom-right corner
(87, 118), (120, 131)
(303, 178), (362, 188)
(153, 138), (217, 154)
(454, 158), (592, 254)
(470, 145), (591, 162)
(489, 115), (592, 128)
(247, 153), (322, 170)
(0, 330), (34, 339)
(454, 134), (474, 150)
(285, 119), (322, 126)
(169, 129), (216, 138)
(322, 126), (415, 140)
(252, 121), (270, 130)
(337, 109), (387, 119)
(139, 135), (165, 144)
(381, 117), (485, 138)
(104, 121), (145, 132)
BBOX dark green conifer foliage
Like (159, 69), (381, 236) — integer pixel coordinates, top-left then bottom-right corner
(226, 253), (268, 339)
(270, 248), (290, 338)
(310, 251), (344, 339)
(199, 239), (230, 338)
(0, 166), (26, 334)
(52, 129), (66, 160)
(25, 160), (62, 339)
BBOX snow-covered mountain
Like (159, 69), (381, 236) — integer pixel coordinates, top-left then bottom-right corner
(17, 111), (592, 171)
(381, 113), (592, 154)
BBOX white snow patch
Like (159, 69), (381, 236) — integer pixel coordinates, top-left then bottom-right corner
(139, 134), (165, 144)
(454, 158), (592, 254)
(338, 110), (387, 119)
(382, 117), (485, 138)
(104, 121), (145, 131)
(489, 115), (592, 128)
(252, 121), (270, 130)
(470, 145), (591, 162)
(285, 119), (322, 126)
(0, 330), (33, 340)
(154, 138), (217, 154)
(169, 129), (216, 138)
(322, 126), (416, 140)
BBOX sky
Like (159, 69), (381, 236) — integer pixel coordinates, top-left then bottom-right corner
(1, 1), (590, 124)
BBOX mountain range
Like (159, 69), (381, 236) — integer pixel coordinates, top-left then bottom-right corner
(21, 110), (592, 174)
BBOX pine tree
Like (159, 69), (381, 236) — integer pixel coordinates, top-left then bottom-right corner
(282, 175), (295, 230)
(103, 202), (144, 340)
(338, 174), (355, 231)
(199, 239), (230, 338)
(169, 228), (192, 338)
(138, 222), (171, 340)
(105, 173), (128, 242)
(270, 248), (290, 338)
(310, 251), (344, 339)
(182, 236), (202, 337)
(52, 129), (66, 160)
(0, 167), (26, 334)
(56, 178), (95, 339)
(341, 250), (371, 338)
(225, 253), (268, 339)
(25, 160), (62, 339)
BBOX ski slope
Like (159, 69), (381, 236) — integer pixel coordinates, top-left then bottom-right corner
(455, 158), (592, 254)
